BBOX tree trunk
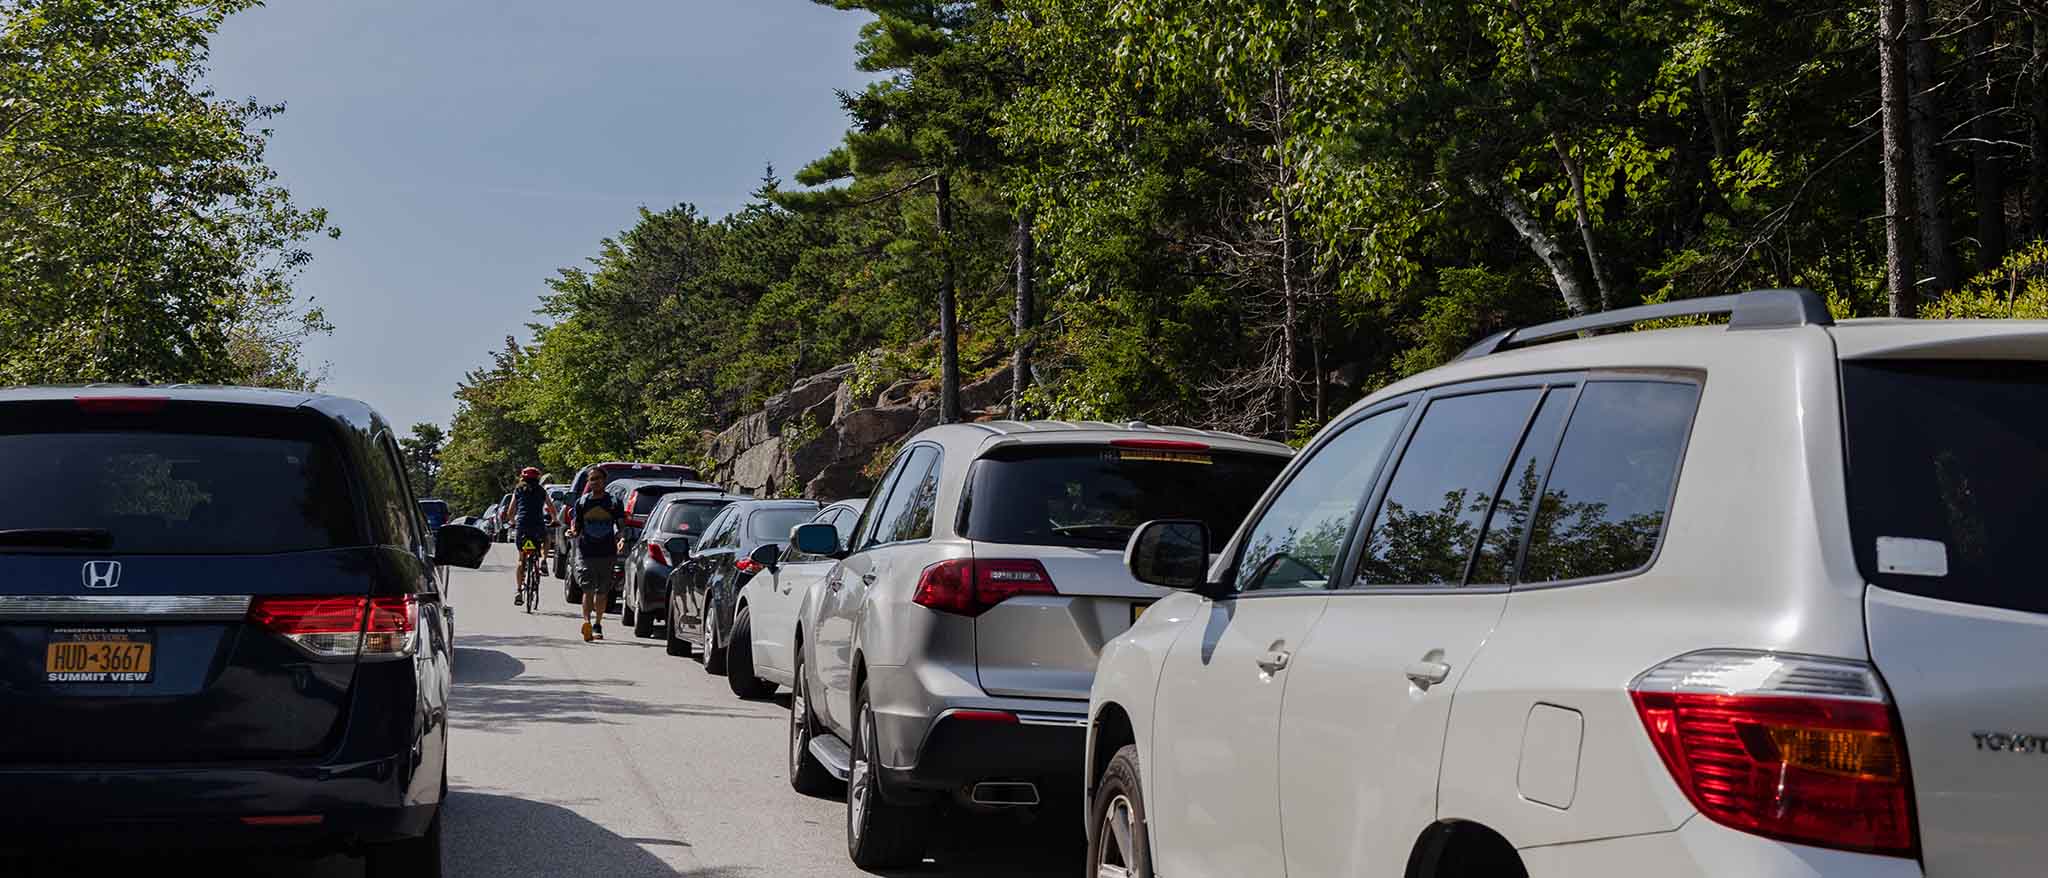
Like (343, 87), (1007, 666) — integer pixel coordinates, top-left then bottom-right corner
(1967, 5), (2007, 272)
(2030, 19), (2048, 239)
(1905, 0), (1956, 293)
(1272, 65), (1300, 437)
(935, 172), (962, 423)
(1506, 0), (1617, 311)
(1881, 0), (1921, 317)
(1010, 207), (1036, 414)
(1699, 68), (1733, 164)
(1472, 176), (1599, 316)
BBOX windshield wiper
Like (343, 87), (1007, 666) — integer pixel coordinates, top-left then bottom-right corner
(0, 528), (115, 550)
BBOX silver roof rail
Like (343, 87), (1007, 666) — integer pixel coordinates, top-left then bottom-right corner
(1456, 288), (1834, 361)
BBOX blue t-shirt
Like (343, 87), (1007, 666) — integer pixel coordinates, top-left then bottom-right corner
(512, 483), (548, 536)
(574, 492), (623, 558)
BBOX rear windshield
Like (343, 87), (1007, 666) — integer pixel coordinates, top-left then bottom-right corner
(418, 500), (449, 529)
(962, 445), (1289, 549)
(0, 414), (361, 555)
(629, 490), (667, 516)
(1844, 360), (2048, 614)
(748, 507), (819, 542)
(661, 499), (731, 536)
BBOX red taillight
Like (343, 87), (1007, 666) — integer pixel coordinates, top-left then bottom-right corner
(1110, 438), (1209, 451)
(74, 395), (167, 414)
(912, 559), (1057, 616)
(248, 595), (417, 659)
(942, 709), (1019, 724)
(736, 557), (764, 575)
(648, 543), (668, 566)
(1630, 651), (1915, 856)
(624, 491), (645, 527)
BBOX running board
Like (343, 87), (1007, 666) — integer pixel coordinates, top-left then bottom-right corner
(809, 735), (853, 781)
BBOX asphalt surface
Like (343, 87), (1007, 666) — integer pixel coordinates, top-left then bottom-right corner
(9, 544), (1082, 877)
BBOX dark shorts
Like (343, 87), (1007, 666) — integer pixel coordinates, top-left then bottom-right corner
(514, 529), (547, 551)
(577, 558), (618, 596)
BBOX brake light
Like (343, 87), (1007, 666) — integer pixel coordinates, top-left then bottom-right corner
(1630, 650), (1915, 856)
(942, 709), (1018, 724)
(648, 542), (668, 566)
(736, 557), (764, 575)
(624, 490), (645, 526)
(1109, 438), (1209, 451)
(248, 595), (418, 660)
(912, 559), (1057, 616)
(74, 396), (167, 414)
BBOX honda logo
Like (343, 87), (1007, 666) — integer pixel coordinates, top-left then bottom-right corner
(82, 561), (122, 590)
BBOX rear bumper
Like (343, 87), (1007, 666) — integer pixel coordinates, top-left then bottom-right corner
(868, 672), (1088, 799)
(0, 756), (435, 852)
(1518, 816), (1924, 878)
(635, 564), (672, 612)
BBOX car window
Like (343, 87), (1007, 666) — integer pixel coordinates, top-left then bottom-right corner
(830, 507), (860, 546)
(1356, 388), (1543, 587)
(963, 446), (1290, 551)
(368, 433), (420, 551)
(1521, 380), (1698, 583)
(749, 506), (819, 542)
(1467, 388), (1575, 584)
(854, 451), (915, 550)
(1233, 408), (1407, 592)
(869, 445), (940, 546)
(703, 507), (739, 549)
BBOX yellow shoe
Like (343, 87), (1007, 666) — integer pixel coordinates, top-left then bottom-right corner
(580, 622), (593, 643)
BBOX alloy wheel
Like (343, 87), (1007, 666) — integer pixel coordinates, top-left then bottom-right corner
(1095, 794), (1139, 878)
(789, 667), (807, 774)
(848, 708), (872, 843)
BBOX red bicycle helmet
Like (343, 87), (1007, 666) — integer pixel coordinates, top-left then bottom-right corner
(520, 466), (541, 480)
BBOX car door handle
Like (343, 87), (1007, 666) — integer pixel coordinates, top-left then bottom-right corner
(860, 573), (877, 586)
(1405, 660), (1452, 689)
(1255, 649), (1292, 674)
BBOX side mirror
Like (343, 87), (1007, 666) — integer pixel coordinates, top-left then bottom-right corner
(1124, 519), (1211, 591)
(433, 523), (492, 570)
(792, 522), (842, 557)
(749, 543), (783, 571)
(664, 536), (692, 562)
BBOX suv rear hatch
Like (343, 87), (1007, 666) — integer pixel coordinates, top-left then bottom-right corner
(0, 399), (380, 764)
(960, 441), (1289, 699)
(1844, 360), (2048, 877)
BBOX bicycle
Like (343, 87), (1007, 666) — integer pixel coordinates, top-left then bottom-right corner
(519, 538), (542, 614)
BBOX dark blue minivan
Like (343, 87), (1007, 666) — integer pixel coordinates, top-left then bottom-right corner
(0, 387), (489, 872)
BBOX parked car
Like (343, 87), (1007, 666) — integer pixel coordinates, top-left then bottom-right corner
(0, 386), (490, 871)
(1085, 289), (2048, 878)
(623, 490), (743, 641)
(786, 421), (1293, 868)
(545, 483), (572, 577)
(493, 492), (514, 542)
(668, 499), (821, 675)
(416, 498), (450, 532)
(727, 499), (864, 699)
(555, 461), (700, 599)
(478, 504), (502, 541)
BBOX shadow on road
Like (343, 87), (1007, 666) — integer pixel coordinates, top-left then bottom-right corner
(453, 647), (526, 684)
(447, 789), (703, 877)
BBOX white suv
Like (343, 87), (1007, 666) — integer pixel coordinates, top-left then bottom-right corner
(1090, 289), (2046, 878)
(784, 421), (1293, 869)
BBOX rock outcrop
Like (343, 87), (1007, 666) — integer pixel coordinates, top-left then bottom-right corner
(707, 361), (1010, 501)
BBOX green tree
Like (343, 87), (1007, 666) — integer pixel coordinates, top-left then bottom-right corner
(400, 422), (447, 498)
(0, 0), (335, 387)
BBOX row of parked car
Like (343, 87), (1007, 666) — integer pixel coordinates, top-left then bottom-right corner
(565, 288), (2041, 878)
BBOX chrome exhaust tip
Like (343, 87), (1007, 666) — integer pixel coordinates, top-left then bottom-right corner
(969, 781), (1040, 806)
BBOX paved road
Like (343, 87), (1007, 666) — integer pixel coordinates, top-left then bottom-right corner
(10, 544), (1082, 877)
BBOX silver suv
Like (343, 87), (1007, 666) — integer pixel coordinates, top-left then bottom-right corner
(785, 421), (1293, 868)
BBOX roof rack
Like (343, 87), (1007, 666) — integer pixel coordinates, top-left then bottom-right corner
(1456, 288), (1833, 361)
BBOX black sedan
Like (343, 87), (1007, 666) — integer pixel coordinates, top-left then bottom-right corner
(664, 499), (820, 674)
(622, 489), (740, 640)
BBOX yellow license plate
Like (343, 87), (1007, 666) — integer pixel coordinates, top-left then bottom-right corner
(46, 627), (154, 684)
(1132, 602), (1153, 625)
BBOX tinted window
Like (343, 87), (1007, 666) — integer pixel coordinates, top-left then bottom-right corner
(1844, 361), (2048, 614)
(853, 453), (913, 549)
(749, 507), (820, 542)
(1521, 381), (1697, 583)
(872, 446), (941, 545)
(965, 446), (1289, 551)
(1357, 389), (1542, 586)
(703, 508), (740, 549)
(830, 508), (860, 545)
(0, 425), (361, 555)
(1234, 411), (1406, 592)
(1468, 389), (1574, 584)
(665, 499), (731, 537)
(373, 435), (419, 549)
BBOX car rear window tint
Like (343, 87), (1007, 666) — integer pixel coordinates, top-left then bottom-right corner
(664, 500), (731, 537)
(962, 445), (1290, 550)
(1520, 380), (1697, 583)
(749, 507), (819, 542)
(0, 418), (361, 555)
(1843, 361), (2048, 614)
(1357, 388), (1543, 586)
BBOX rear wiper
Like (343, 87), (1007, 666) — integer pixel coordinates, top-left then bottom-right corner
(0, 528), (114, 549)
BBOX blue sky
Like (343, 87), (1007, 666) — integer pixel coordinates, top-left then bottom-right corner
(206, 1), (876, 432)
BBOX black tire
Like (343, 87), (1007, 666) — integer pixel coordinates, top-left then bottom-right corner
(847, 683), (928, 869)
(702, 608), (728, 675)
(552, 551), (566, 579)
(1088, 745), (1153, 878)
(664, 596), (693, 658)
(363, 807), (443, 878)
(620, 603), (636, 628)
(788, 644), (840, 797)
(632, 601), (656, 639)
(726, 608), (773, 699)
(565, 580), (582, 605)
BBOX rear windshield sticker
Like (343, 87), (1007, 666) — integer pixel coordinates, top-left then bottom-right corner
(1877, 536), (1949, 577)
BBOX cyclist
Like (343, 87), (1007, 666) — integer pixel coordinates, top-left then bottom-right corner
(509, 467), (549, 606)
(567, 469), (624, 642)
